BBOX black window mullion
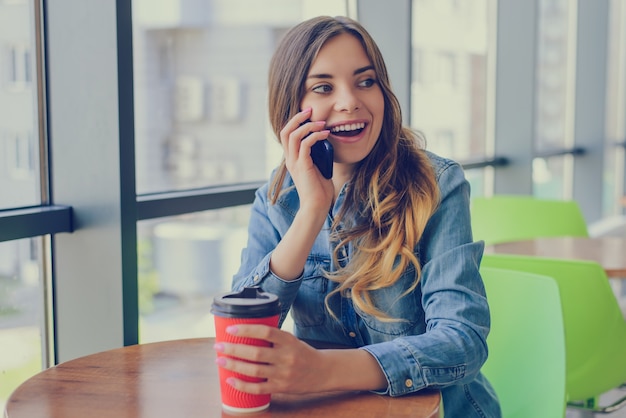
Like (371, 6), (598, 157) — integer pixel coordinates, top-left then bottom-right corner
(0, 205), (72, 242)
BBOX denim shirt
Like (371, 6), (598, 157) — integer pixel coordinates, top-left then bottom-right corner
(232, 151), (501, 417)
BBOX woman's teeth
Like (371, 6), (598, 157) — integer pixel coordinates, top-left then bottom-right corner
(330, 122), (366, 136)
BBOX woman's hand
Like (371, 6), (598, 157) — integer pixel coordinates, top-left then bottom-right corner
(213, 325), (388, 395)
(280, 108), (334, 214)
(214, 324), (330, 394)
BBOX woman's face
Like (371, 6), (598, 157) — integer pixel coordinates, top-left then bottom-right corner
(301, 33), (384, 172)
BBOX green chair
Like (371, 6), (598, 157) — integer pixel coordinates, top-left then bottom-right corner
(471, 195), (588, 245)
(480, 266), (566, 418)
(482, 254), (626, 413)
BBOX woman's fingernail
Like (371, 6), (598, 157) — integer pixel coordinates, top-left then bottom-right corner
(303, 107), (312, 113)
(213, 343), (224, 352)
(215, 357), (227, 366)
(226, 325), (239, 335)
(226, 377), (237, 387)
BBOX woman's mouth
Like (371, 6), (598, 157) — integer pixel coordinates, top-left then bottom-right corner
(330, 122), (366, 138)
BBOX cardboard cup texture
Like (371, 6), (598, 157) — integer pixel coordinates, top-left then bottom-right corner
(212, 287), (281, 413)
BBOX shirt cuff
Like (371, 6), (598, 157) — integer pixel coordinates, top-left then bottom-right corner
(361, 339), (427, 397)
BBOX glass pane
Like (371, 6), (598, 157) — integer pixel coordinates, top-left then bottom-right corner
(532, 156), (568, 199)
(533, 0), (575, 198)
(604, 0), (626, 216)
(0, 0), (41, 209)
(535, 0), (574, 154)
(410, 0), (491, 163)
(138, 205), (297, 343)
(0, 238), (45, 411)
(132, 0), (348, 194)
(465, 168), (486, 197)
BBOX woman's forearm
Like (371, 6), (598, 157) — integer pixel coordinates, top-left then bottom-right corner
(269, 206), (328, 281)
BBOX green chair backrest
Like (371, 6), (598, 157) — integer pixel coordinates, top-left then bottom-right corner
(480, 266), (566, 418)
(471, 195), (588, 245)
(481, 254), (626, 402)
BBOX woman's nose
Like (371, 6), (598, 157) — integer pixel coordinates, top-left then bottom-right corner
(334, 88), (361, 112)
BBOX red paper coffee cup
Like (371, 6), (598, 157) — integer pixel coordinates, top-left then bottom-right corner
(211, 287), (281, 413)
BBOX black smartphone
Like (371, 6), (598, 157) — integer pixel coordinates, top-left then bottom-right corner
(302, 120), (333, 179)
(311, 139), (334, 179)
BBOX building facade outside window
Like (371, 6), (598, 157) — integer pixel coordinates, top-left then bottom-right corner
(0, 0), (47, 411)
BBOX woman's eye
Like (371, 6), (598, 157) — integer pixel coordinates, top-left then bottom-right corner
(358, 78), (376, 88)
(312, 84), (332, 94)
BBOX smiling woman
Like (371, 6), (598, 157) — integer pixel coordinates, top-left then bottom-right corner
(227, 15), (502, 418)
(1, 2), (622, 418)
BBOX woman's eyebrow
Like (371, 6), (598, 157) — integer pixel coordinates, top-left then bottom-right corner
(307, 65), (375, 80)
(354, 65), (375, 75)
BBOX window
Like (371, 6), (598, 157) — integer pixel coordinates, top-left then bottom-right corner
(411, 0), (492, 193)
(138, 206), (253, 342)
(533, 0), (576, 198)
(133, 0), (348, 195)
(604, 0), (626, 215)
(0, 4), (40, 210)
(0, 0), (47, 411)
(133, 0), (347, 343)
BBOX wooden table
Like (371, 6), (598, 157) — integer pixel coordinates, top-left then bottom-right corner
(4, 338), (442, 418)
(485, 236), (626, 278)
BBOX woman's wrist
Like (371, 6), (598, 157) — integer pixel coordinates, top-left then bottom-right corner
(317, 349), (388, 392)
(269, 208), (326, 280)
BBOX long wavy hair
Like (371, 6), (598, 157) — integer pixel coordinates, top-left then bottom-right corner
(267, 16), (439, 320)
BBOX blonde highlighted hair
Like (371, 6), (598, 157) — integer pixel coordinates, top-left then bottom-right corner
(267, 16), (439, 320)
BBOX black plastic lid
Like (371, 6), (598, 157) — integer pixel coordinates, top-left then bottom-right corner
(211, 286), (281, 318)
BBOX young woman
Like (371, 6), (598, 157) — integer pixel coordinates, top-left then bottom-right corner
(215, 15), (501, 417)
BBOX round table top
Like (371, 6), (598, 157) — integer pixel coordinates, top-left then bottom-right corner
(4, 338), (442, 418)
(485, 236), (626, 278)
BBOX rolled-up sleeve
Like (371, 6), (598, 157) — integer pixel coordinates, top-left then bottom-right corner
(231, 184), (303, 325)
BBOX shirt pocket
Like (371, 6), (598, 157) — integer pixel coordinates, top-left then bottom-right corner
(291, 256), (330, 328)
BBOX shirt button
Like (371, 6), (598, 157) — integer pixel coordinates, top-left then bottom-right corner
(253, 275), (260, 283)
(405, 379), (413, 388)
(348, 332), (356, 338)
